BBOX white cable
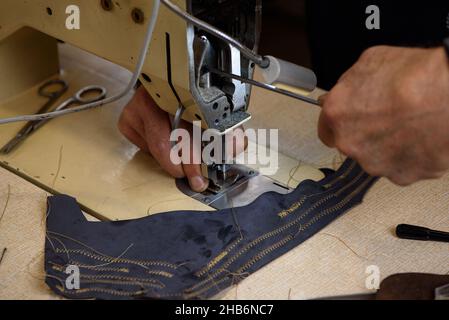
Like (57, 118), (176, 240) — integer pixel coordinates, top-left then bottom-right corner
(0, 0), (161, 125)
(160, 0), (270, 68)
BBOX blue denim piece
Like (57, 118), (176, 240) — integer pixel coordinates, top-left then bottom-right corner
(44, 159), (377, 299)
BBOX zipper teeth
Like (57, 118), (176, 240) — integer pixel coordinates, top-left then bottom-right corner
(186, 175), (372, 295)
(54, 248), (176, 269)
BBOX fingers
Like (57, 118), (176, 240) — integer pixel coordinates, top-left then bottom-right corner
(118, 120), (149, 152)
(178, 120), (209, 193)
(119, 87), (249, 193)
(317, 94), (336, 148)
(120, 86), (185, 178)
(183, 163), (209, 192)
(138, 93), (185, 179)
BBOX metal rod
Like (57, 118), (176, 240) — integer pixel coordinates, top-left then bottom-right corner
(160, 0), (270, 68)
(207, 67), (321, 106)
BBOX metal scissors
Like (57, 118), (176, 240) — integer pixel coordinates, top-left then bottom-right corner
(0, 83), (107, 154)
(1, 79), (68, 154)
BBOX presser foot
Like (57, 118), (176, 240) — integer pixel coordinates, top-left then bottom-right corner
(176, 164), (292, 210)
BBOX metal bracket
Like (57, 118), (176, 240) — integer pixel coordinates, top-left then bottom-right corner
(176, 165), (292, 210)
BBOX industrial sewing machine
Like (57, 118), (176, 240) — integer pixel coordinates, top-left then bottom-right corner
(0, 0), (317, 209)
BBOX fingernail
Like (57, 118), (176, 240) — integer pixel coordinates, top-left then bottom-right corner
(189, 176), (209, 192)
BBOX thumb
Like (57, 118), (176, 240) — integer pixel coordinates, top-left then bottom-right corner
(317, 94), (336, 148)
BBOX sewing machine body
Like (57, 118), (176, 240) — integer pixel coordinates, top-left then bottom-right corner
(0, 0), (258, 132)
(0, 0), (268, 200)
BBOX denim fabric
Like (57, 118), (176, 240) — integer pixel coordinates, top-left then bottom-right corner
(44, 159), (377, 299)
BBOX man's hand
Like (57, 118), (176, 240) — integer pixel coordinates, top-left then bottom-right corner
(319, 46), (449, 186)
(118, 86), (246, 192)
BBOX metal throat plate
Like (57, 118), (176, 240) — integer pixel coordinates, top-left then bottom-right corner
(176, 165), (292, 210)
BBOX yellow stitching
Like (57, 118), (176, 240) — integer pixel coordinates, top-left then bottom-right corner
(186, 177), (373, 298)
(278, 162), (361, 219)
(236, 236), (294, 273)
(323, 161), (357, 189)
(48, 230), (176, 268)
(51, 260), (133, 274)
(56, 285), (146, 297)
(69, 260), (130, 273)
(146, 270), (174, 279)
(80, 274), (163, 286)
(334, 171), (366, 197)
(51, 265), (64, 272)
(195, 238), (243, 278)
(54, 248), (176, 269)
(278, 196), (307, 218)
(186, 188), (338, 292)
(69, 260), (173, 278)
(185, 236), (295, 299)
(186, 175), (372, 294)
(80, 279), (160, 287)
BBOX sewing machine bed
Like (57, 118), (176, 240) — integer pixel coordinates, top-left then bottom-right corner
(0, 44), (447, 300)
(0, 43), (327, 220)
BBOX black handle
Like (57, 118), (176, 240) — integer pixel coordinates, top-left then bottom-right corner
(396, 224), (449, 243)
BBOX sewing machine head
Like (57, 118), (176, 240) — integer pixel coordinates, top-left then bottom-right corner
(186, 0), (260, 133)
(0, 0), (315, 209)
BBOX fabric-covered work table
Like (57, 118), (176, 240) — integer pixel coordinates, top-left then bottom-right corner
(0, 45), (448, 300)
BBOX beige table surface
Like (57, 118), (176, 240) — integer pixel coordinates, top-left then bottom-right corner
(0, 45), (447, 300)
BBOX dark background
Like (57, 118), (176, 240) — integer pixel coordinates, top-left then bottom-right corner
(258, 0), (311, 68)
(259, 0), (449, 89)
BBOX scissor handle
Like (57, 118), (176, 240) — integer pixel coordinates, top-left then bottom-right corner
(38, 79), (69, 98)
(74, 86), (107, 104)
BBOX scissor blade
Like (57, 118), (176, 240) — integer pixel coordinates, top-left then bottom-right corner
(1, 135), (26, 154)
(0, 125), (35, 154)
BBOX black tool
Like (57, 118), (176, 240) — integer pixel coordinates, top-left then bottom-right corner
(396, 224), (449, 243)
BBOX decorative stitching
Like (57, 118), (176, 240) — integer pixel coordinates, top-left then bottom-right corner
(195, 238), (243, 278)
(69, 260), (130, 273)
(323, 161), (357, 189)
(146, 270), (174, 279)
(54, 248), (176, 269)
(278, 196), (307, 218)
(56, 285), (146, 297)
(186, 175), (372, 295)
(278, 162), (361, 219)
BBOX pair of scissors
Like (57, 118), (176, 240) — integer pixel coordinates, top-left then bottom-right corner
(0, 81), (107, 154)
(0, 79), (68, 154)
